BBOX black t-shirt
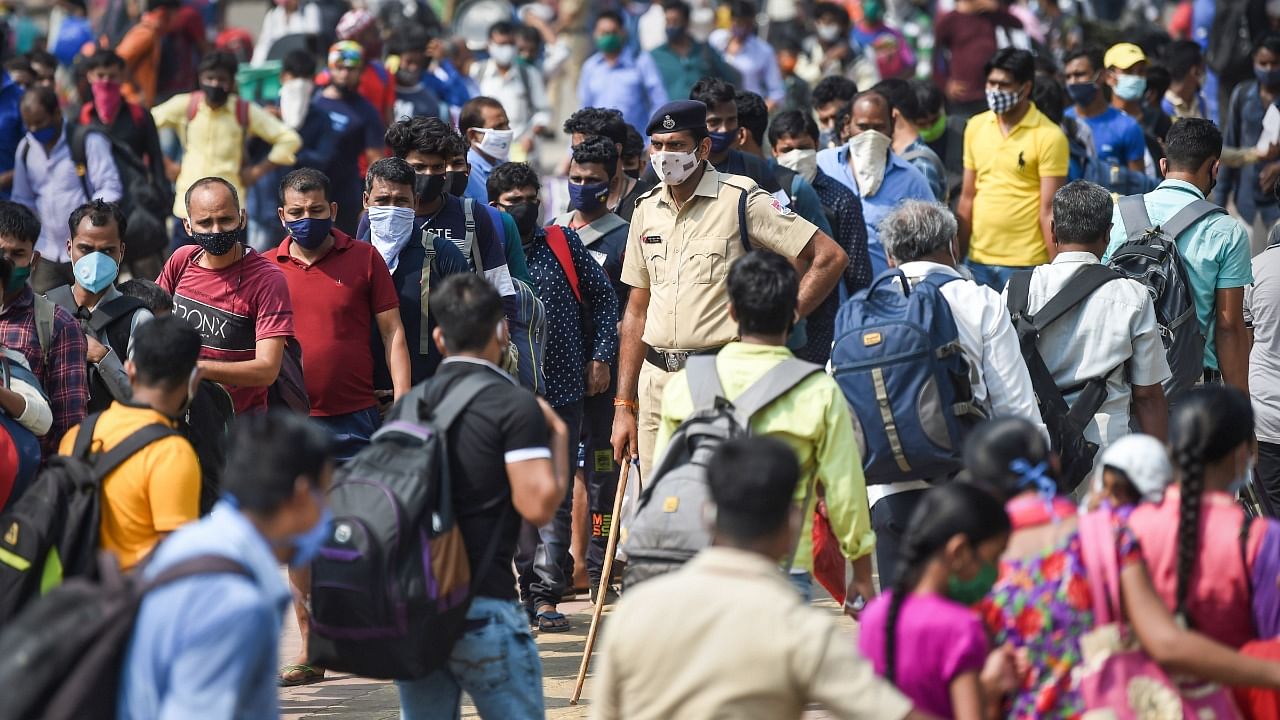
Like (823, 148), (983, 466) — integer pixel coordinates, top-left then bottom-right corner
(424, 358), (549, 600)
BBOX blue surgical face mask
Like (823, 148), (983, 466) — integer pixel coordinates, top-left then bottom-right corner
(284, 216), (333, 251)
(279, 502), (332, 569)
(1113, 74), (1148, 102)
(567, 179), (610, 213)
(30, 124), (57, 145)
(709, 129), (736, 154)
(72, 251), (119, 294)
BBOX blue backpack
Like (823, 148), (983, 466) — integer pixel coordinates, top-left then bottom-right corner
(831, 270), (985, 484)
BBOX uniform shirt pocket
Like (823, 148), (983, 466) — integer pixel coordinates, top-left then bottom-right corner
(643, 242), (667, 285)
(685, 235), (731, 285)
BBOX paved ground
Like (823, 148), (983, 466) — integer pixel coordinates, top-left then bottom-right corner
(278, 589), (851, 719)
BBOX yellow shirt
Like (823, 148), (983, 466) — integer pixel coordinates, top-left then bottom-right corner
(621, 165), (816, 350)
(964, 103), (1068, 267)
(59, 403), (201, 570)
(654, 342), (875, 569)
(152, 93), (302, 219)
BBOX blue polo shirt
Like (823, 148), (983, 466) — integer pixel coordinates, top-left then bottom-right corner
(816, 144), (934, 276)
(1065, 106), (1145, 168)
(0, 70), (24, 200)
(118, 501), (291, 720)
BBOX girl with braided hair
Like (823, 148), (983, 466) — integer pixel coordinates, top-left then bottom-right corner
(971, 416), (1280, 718)
(1129, 386), (1280, 648)
(857, 483), (1012, 719)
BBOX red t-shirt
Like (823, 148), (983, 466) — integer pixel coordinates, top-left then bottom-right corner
(271, 229), (399, 416)
(158, 245), (295, 414)
(933, 10), (1025, 104)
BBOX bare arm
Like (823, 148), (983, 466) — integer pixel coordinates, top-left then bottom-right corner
(1131, 383), (1169, 441)
(0, 386), (27, 420)
(1216, 287), (1250, 394)
(507, 398), (569, 526)
(792, 231), (847, 318)
(611, 287), (649, 462)
(375, 308), (411, 401)
(1039, 176), (1065, 261)
(198, 336), (285, 388)
(957, 169), (977, 259)
(948, 671), (985, 720)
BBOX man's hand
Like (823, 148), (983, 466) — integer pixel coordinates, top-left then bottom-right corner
(611, 406), (638, 464)
(241, 163), (268, 188)
(1261, 161), (1280, 194)
(85, 336), (109, 364)
(519, 135), (535, 154)
(585, 360), (610, 396)
(843, 575), (877, 620)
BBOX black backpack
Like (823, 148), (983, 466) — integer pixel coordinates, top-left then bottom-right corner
(179, 380), (236, 515)
(44, 286), (147, 414)
(0, 552), (249, 720)
(1007, 265), (1123, 491)
(1111, 195), (1223, 401)
(308, 372), (509, 680)
(0, 413), (177, 624)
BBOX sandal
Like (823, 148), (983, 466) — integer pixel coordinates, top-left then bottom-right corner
(278, 663), (325, 687)
(535, 609), (571, 633)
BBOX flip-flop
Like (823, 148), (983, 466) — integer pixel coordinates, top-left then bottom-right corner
(278, 663), (325, 687)
(535, 610), (571, 633)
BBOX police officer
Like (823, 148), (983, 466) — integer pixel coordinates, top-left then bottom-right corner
(611, 100), (849, 478)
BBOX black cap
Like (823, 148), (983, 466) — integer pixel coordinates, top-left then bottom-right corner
(646, 100), (707, 136)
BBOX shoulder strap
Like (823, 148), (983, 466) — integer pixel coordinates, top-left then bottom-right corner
(70, 411), (102, 459)
(418, 227), (437, 356)
(87, 295), (146, 334)
(67, 125), (93, 201)
(543, 226), (582, 304)
(423, 372), (503, 432)
(1118, 194), (1154, 242)
(1078, 509), (1122, 625)
(1241, 514), (1255, 599)
(1006, 268), (1033, 319)
(33, 293), (55, 362)
(145, 553), (252, 591)
(89, 423), (179, 482)
(128, 102), (144, 126)
(730, 358), (823, 425)
(78, 102), (93, 127)
(463, 198), (481, 273)
(185, 91), (203, 122)
(1027, 264), (1121, 332)
(1160, 198), (1227, 240)
(736, 186), (750, 253)
(43, 284), (77, 314)
(685, 355), (725, 412)
(235, 99), (250, 131)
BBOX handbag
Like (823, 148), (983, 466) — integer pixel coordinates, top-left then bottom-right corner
(1077, 509), (1243, 720)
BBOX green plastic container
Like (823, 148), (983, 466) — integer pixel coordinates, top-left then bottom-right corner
(237, 61), (283, 105)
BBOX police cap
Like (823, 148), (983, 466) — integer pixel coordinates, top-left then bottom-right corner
(646, 100), (708, 137)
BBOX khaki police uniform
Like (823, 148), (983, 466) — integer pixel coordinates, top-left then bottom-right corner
(621, 162), (817, 477)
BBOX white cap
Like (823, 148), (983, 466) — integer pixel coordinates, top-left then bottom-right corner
(1096, 434), (1173, 504)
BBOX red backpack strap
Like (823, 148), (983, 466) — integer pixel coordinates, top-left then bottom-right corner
(235, 98), (250, 130)
(128, 102), (144, 126)
(185, 91), (203, 122)
(544, 225), (581, 304)
(78, 102), (92, 126)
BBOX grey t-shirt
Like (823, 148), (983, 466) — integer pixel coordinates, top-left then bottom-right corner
(1247, 245), (1280, 442)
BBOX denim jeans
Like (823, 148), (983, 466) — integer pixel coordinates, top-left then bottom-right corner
(788, 570), (813, 602)
(964, 259), (1023, 292)
(516, 401), (583, 610)
(310, 405), (382, 463)
(396, 598), (544, 720)
(870, 489), (930, 588)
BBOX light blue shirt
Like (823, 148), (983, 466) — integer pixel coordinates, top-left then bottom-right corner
(816, 143), (934, 276)
(577, 51), (668, 144)
(1103, 179), (1252, 371)
(466, 146), (495, 204)
(707, 30), (785, 104)
(118, 501), (291, 720)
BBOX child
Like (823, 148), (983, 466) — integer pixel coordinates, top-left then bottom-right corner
(1084, 433), (1172, 517)
(858, 482), (1012, 719)
(118, 277), (173, 315)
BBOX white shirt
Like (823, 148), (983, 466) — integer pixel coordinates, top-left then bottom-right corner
(470, 60), (551, 142)
(250, 4), (320, 66)
(1003, 252), (1169, 449)
(1247, 245), (1280, 442)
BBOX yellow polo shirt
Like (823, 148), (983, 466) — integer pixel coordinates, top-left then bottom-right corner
(60, 403), (201, 570)
(964, 103), (1069, 267)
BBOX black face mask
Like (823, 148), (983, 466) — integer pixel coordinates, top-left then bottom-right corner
(444, 170), (469, 197)
(504, 201), (540, 238)
(201, 83), (230, 107)
(191, 225), (244, 256)
(415, 173), (446, 205)
(624, 168), (640, 181)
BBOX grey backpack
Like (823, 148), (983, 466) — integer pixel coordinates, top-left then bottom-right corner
(620, 356), (822, 588)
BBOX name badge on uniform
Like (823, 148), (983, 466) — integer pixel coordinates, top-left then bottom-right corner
(643, 235), (663, 244)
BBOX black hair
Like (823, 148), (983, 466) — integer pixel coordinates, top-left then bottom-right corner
(909, 79), (944, 119)
(767, 109), (819, 145)
(68, 199), (127, 241)
(387, 27), (430, 57)
(562, 106), (628, 146)
(727, 0), (756, 19)
(487, 161), (540, 202)
(1032, 72), (1066, 125)
(430, 273), (505, 353)
(984, 47), (1036, 86)
(488, 20), (515, 38)
(0, 200), (40, 246)
(871, 78), (916, 119)
(1256, 33), (1280, 59)
(707, 436), (799, 541)
(884, 484), (1010, 685)
(596, 9), (624, 28)
(1167, 386), (1254, 618)
(282, 49), (317, 79)
(458, 96), (505, 135)
(832, 103), (854, 144)
(80, 50), (125, 73)
(22, 84), (58, 115)
(1146, 64), (1172, 99)
(385, 115), (463, 159)
(570, 135), (619, 178)
(622, 125), (644, 159)
(118, 278), (173, 314)
(1063, 46), (1104, 76)
(962, 417), (1055, 502)
(184, 176), (240, 212)
(197, 49), (239, 79)
(222, 412), (334, 514)
(813, 1), (850, 27)
(690, 76), (737, 108)
(278, 167), (331, 205)
(1052, 180), (1113, 246)
(130, 314), (202, 390)
(734, 90), (769, 146)
(812, 76), (858, 108)
(727, 251), (797, 336)
(365, 156), (416, 193)
(3, 56), (31, 76)
(26, 49), (56, 71)
(1164, 117), (1222, 173)
(516, 25), (542, 52)
(661, 0), (691, 21)
(1164, 40), (1204, 82)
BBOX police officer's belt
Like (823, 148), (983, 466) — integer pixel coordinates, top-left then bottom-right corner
(645, 346), (724, 373)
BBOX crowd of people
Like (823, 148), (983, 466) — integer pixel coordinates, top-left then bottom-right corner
(1, 0), (1280, 717)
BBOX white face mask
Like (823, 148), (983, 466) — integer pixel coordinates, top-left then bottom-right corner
(476, 128), (514, 163)
(776, 148), (818, 183)
(848, 130), (891, 197)
(367, 205), (417, 271)
(489, 43), (517, 67)
(651, 150), (701, 186)
(815, 23), (841, 42)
